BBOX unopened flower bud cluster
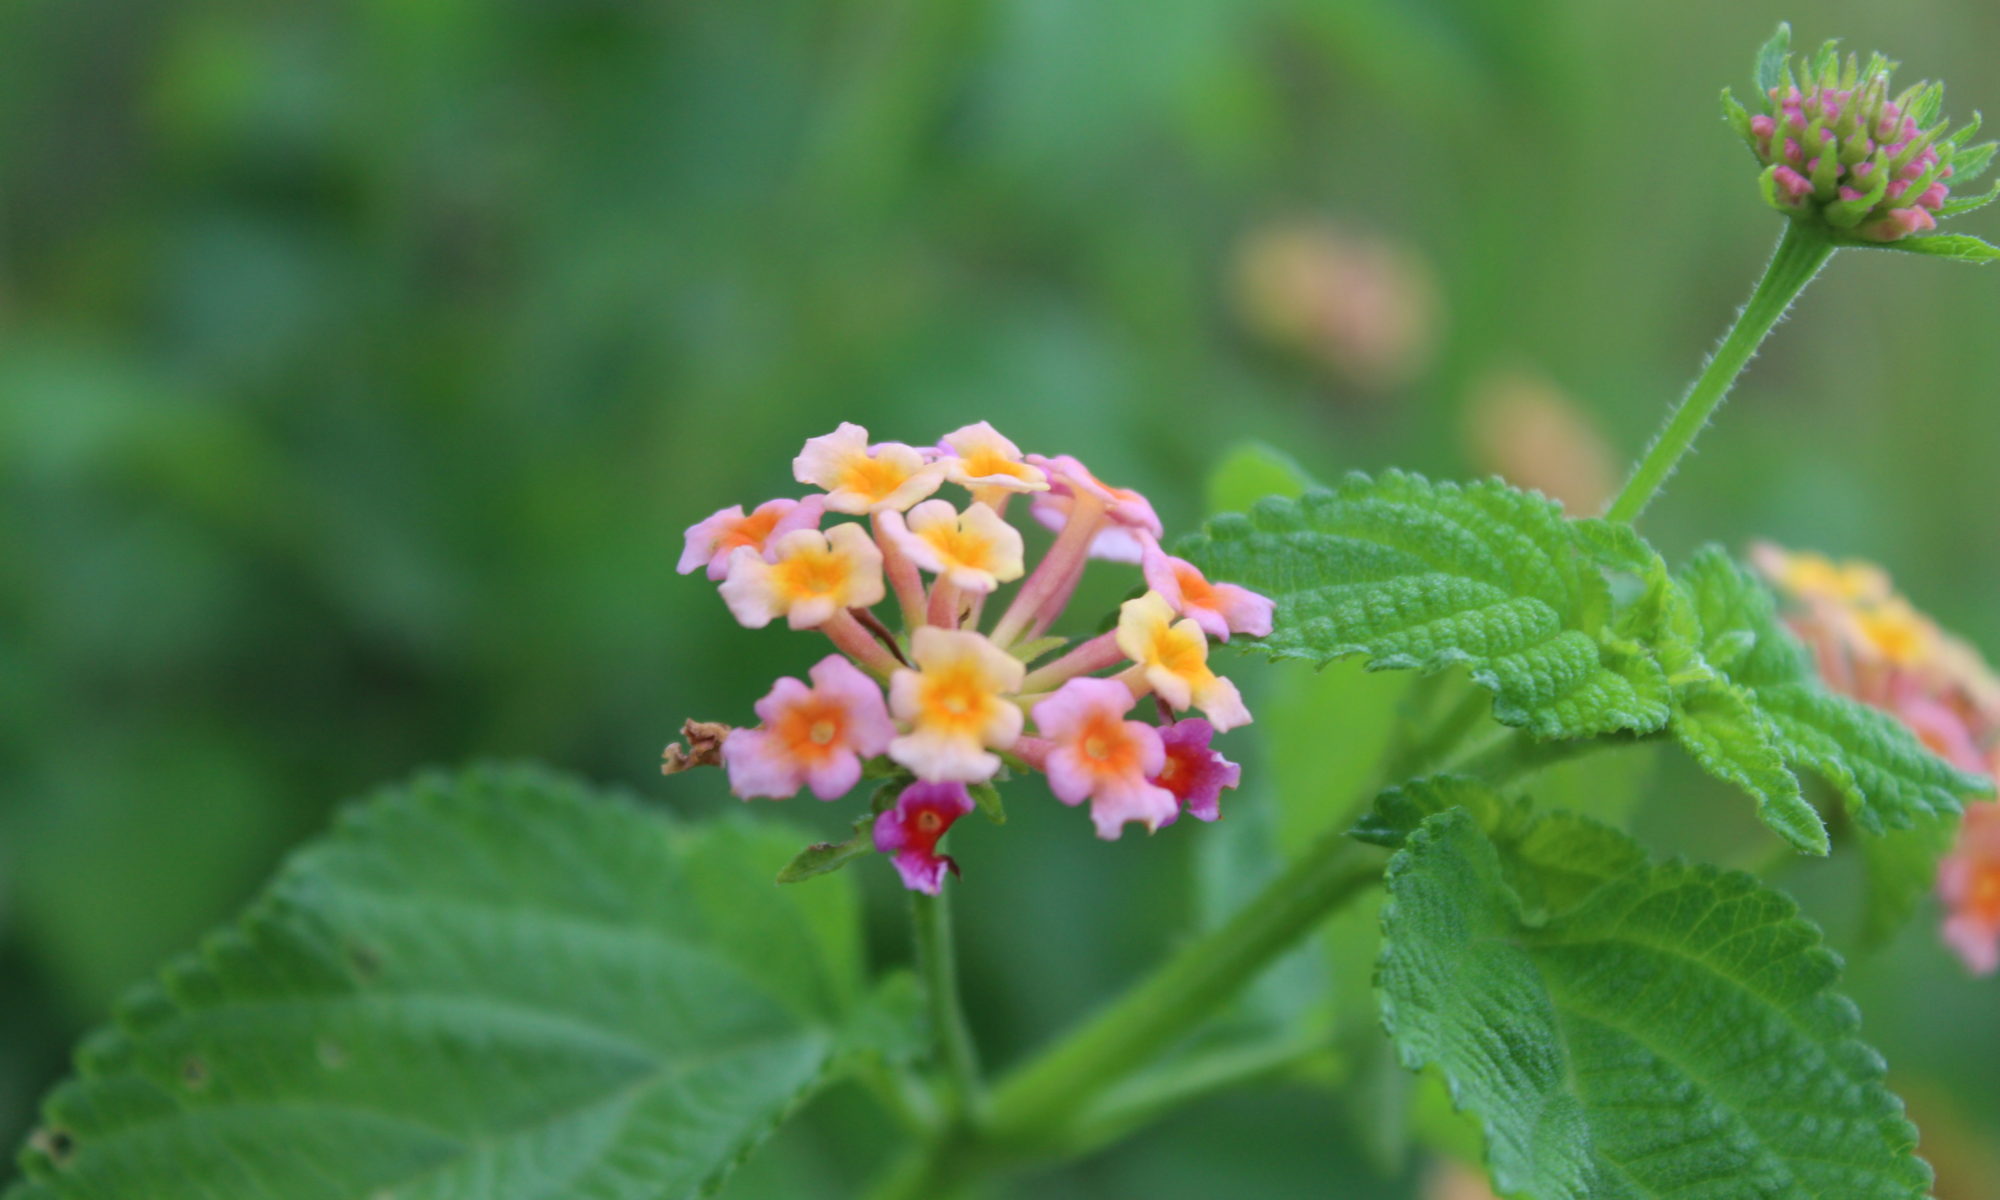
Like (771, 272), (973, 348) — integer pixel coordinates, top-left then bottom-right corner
(1728, 42), (1996, 241)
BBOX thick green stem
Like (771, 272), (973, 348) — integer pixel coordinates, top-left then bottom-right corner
(978, 831), (1384, 1152)
(912, 889), (983, 1119)
(1604, 222), (1835, 524)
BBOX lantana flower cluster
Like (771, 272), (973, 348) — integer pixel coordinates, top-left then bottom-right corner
(675, 422), (1271, 893)
(1728, 40), (1997, 242)
(1755, 543), (2000, 973)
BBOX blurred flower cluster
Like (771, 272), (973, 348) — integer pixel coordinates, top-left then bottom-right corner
(672, 423), (1270, 892)
(1754, 544), (2000, 972)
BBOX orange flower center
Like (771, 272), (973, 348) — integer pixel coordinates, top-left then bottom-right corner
(1970, 864), (2000, 925)
(776, 699), (847, 761)
(916, 809), (945, 835)
(1076, 713), (1139, 776)
(776, 548), (849, 599)
(1175, 565), (1219, 609)
(719, 509), (782, 555)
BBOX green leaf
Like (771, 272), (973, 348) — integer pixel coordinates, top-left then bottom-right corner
(1753, 23), (1792, 99)
(1203, 440), (1317, 516)
(1181, 471), (1670, 740)
(1859, 810), (1959, 949)
(1721, 86), (1754, 143)
(1667, 550), (1987, 850)
(968, 780), (1007, 825)
(1353, 776), (1641, 919)
(1868, 233), (2000, 262)
(1754, 682), (1982, 832)
(9, 766), (888, 1200)
(1937, 180), (2000, 217)
(1950, 138), (1995, 182)
(1671, 682), (1825, 853)
(776, 815), (878, 883)
(1380, 810), (1933, 1200)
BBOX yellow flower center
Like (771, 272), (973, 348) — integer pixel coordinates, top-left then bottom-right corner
(962, 449), (1034, 482)
(925, 524), (991, 570)
(1150, 625), (1209, 680)
(921, 664), (994, 735)
(776, 548), (850, 600)
(916, 809), (945, 835)
(841, 456), (908, 502)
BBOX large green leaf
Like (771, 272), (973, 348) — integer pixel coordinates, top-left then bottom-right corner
(1181, 471), (1670, 740)
(7, 766), (891, 1200)
(1380, 809), (1932, 1199)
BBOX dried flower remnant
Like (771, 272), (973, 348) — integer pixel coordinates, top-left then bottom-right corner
(671, 421), (1272, 888)
(1725, 32), (1999, 241)
(1755, 543), (2000, 972)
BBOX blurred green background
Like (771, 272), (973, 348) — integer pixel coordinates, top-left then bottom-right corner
(5, 0), (1999, 1195)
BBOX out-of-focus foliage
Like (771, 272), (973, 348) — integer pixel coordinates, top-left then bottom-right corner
(3, 0), (1998, 1194)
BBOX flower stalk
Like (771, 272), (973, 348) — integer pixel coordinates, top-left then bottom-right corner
(1605, 221), (1835, 523)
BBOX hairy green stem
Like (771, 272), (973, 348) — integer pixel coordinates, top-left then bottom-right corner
(912, 889), (983, 1119)
(978, 831), (1384, 1152)
(1604, 222), (1835, 524)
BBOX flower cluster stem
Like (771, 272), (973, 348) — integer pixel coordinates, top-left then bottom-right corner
(1604, 222), (1836, 524)
(977, 830), (1384, 1152)
(911, 888), (983, 1120)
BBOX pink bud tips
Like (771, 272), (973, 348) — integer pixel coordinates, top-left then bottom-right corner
(874, 781), (977, 893)
(721, 656), (896, 800)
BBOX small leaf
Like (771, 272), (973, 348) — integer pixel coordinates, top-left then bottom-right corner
(776, 815), (879, 882)
(1181, 471), (1671, 740)
(1721, 86), (1754, 143)
(9, 766), (889, 1200)
(1204, 440), (1317, 516)
(1353, 775), (1640, 919)
(968, 781), (1007, 825)
(1010, 635), (1070, 666)
(1669, 549), (1987, 842)
(1859, 810), (1960, 949)
(1754, 22), (1793, 98)
(1352, 775), (1526, 849)
(1872, 233), (2000, 262)
(1671, 682), (1826, 854)
(1755, 682), (1989, 832)
(1950, 139), (1995, 181)
(1938, 179), (2000, 217)
(1380, 810), (1934, 1200)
